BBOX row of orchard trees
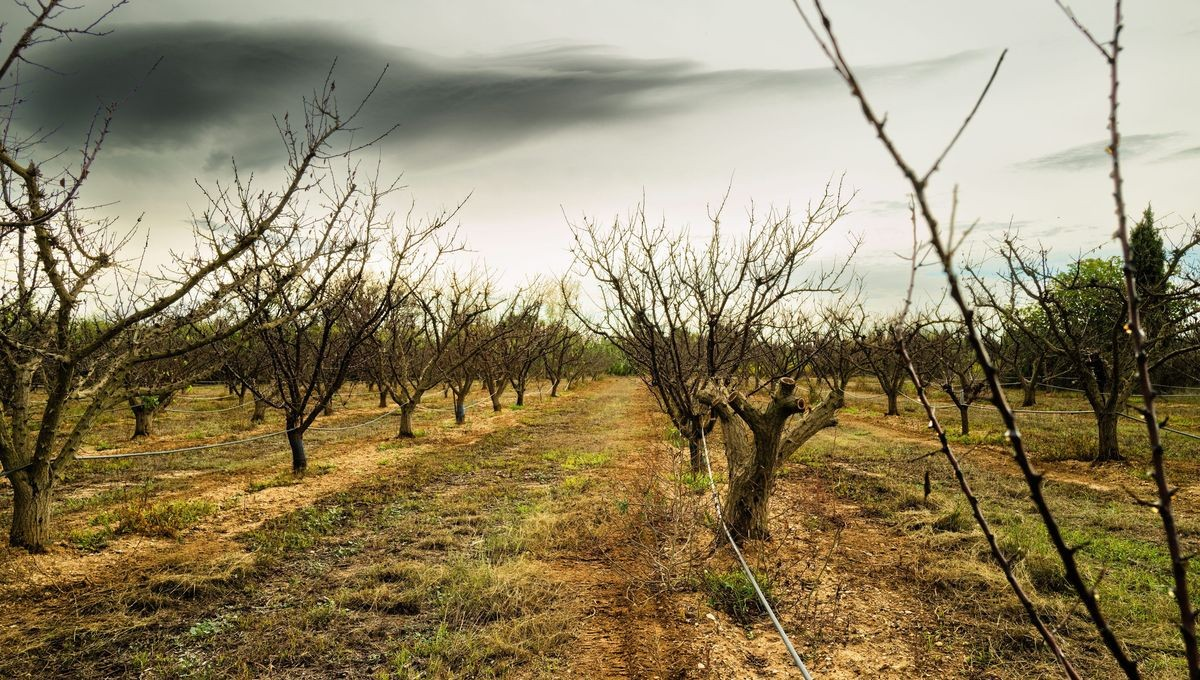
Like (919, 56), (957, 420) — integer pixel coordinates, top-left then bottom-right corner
(569, 192), (1200, 542)
(0, 3), (613, 553)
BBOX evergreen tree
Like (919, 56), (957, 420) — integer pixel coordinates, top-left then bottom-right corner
(1131, 204), (1166, 293)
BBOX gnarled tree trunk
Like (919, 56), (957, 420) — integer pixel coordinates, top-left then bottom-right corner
(131, 405), (156, 438)
(707, 379), (843, 542)
(8, 464), (52, 552)
(885, 391), (899, 416)
(453, 391), (467, 425)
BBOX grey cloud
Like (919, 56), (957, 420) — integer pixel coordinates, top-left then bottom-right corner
(1157, 145), (1200, 163)
(1019, 133), (1181, 171)
(16, 22), (985, 172)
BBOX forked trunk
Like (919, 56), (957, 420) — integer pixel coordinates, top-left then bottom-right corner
(1096, 411), (1122, 462)
(515, 389), (525, 407)
(885, 391), (899, 416)
(550, 378), (561, 397)
(686, 437), (704, 474)
(9, 465), (52, 553)
(483, 375), (504, 412)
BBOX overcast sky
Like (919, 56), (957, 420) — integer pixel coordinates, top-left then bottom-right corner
(5, 1), (1199, 311)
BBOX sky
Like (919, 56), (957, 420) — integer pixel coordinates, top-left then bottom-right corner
(3, 0), (1199, 312)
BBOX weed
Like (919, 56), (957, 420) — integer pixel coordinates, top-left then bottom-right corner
(704, 567), (771, 624)
(68, 525), (113, 552)
(95, 498), (216, 538)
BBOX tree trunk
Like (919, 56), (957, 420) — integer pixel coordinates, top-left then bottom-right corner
(287, 422), (307, 474)
(1021, 379), (1037, 407)
(885, 391), (899, 416)
(724, 438), (776, 541)
(483, 375), (504, 412)
(686, 437), (704, 474)
(378, 386), (388, 408)
(397, 403), (417, 438)
(550, 378), (561, 397)
(323, 401), (334, 417)
(131, 405), (155, 438)
(959, 405), (970, 436)
(251, 398), (268, 424)
(238, 385), (247, 405)
(1096, 411), (1122, 462)
(515, 389), (525, 407)
(9, 466), (52, 553)
(454, 392), (467, 425)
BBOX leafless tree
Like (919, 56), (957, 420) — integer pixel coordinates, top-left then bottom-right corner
(795, 0), (1199, 674)
(569, 189), (854, 472)
(237, 195), (448, 473)
(915, 324), (986, 436)
(376, 270), (497, 437)
(0, 3), (396, 551)
(853, 314), (918, 417)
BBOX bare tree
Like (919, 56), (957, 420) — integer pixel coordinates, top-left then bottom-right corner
(569, 189), (853, 472)
(376, 270), (497, 437)
(915, 324), (986, 436)
(794, 0), (1200, 674)
(0, 4), (396, 551)
(238, 197), (447, 473)
(853, 315), (917, 416)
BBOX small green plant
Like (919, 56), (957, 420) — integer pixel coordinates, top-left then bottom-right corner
(678, 470), (720, 494)
(187, 614), (237, 638)
(704, 568), (771, 624)
(554, 475), (591, 497)
(69, 525), (114, 552)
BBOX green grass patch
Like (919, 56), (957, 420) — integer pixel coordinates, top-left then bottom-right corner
(704, 567), (773, 624)
(246, 472), (299, 493)
(93, 498), (216, 538)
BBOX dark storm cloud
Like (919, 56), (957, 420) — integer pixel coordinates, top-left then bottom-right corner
(1019, 133), (1181, 171)
(17, 22), (984, 172)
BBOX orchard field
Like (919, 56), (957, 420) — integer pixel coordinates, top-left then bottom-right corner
(2, 377), (1198, 678)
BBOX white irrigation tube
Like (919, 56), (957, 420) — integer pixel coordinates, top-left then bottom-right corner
(175, 393), (237, 402)
(76, 408), (401, 462)
(166, 401), (253, 414)
(1118, 412), (1200, 442)
(698, 427), (814, 680)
